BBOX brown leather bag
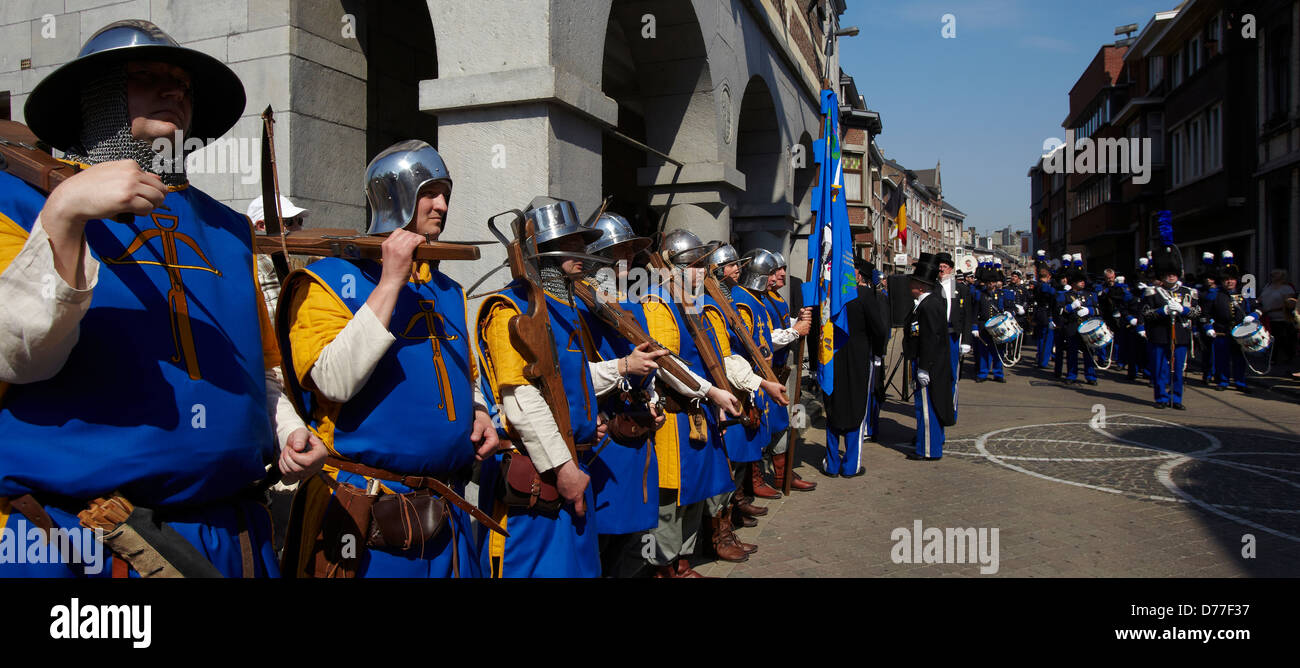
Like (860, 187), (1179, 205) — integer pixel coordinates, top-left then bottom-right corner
(311, 480), (449, 578)
(368, 489), (447, 552)
(498, 450), (562, 513)
(604, 390), (657, 445)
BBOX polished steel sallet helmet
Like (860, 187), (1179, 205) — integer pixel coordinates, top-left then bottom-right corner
(586, 212), (651, 257)
(661, 229), (717, 267)
(740, 248), (781, 291)
(365, 140), (452, 235)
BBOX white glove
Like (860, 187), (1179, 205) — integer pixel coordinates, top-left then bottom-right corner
(872, 356), (882, 367)
(1049, 320), (1056, 330)
(1015, 305), (1025, 315)
(1112, 311), (1121, 319)
(1075, 308), (1088, 317)
(971, 329), (980, 339)
(1206, 329), (1217, 338)
(1127, 317), (1138, 327)
(1138, 329), (1147, 339)
(1164, 304), (1180, 316)
(1069, 299), (1081, 310)
(960, 344), (971, 356)
(1243, 315), (1256, 324)
(916, 370), (930, 387)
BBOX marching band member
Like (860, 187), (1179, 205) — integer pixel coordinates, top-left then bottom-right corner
(1058, 269), (1100, 386)
(971, 268), (1008, 383)
(1210, 264), (1261, 393)
(1141, 249), (1200, 410)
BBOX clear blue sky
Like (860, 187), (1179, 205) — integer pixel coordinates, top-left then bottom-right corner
(838, 0), (1174, 236)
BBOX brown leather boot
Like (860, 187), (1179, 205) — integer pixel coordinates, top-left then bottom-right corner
(674, 558), (706, 578)
(728, 517), (758, 555)
(749, 461), (782, 499)
(773, 453), (817, 492)
(709, 511), (749, 563)
(731, 505), (758, 528)
(731, 489), (768, 517)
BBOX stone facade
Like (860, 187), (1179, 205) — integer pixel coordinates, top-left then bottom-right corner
(0, 0), (848, 295)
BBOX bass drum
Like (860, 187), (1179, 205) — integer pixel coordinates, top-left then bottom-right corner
(1077, 318), (1113, 350)
(1230, 321), (1271, 354)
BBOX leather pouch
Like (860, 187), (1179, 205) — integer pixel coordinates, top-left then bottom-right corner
(369, 489), (447, 551)
(498, 451), (562, 513)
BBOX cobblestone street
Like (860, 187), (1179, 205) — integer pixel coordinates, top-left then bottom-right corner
(696, 349), (1300, 578)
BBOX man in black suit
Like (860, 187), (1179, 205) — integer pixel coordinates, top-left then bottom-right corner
(905, 254), (956, 460)
(934, 253), (972, 416)
(821, 259), (891, 477)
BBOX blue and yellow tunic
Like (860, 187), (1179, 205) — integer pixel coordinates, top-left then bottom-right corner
(0, 169), (279, 577)
(723, 285), (774, 463)
(575, 290), (659, 536)
(642, 284), (735, 506)
(475, 279), (601, 578)
(279, 257), (479, 578)
(763, 289), (792, 436)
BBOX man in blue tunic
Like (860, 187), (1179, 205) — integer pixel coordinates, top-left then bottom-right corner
(278, 141), (501, 578)
(0, 20), (325, 578)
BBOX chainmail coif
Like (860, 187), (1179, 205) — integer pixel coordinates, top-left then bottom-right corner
(62, 67), (188, 187)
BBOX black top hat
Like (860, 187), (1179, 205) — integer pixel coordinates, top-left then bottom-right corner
(934, 252), (955, 267)
(1067, 268), (1087, 284)
(910, 253), (941, 286)
(1219, 264), (1242, 281)
(855, 258), (876, 277)
(25, 19), (246, 151)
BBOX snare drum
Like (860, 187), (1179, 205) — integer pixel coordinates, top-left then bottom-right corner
(984, 313), (1021, 344)
(1230, 321), (1271, 354)
(1077, 318), (1113, 350)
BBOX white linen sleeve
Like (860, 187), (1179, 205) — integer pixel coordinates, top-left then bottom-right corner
(306, 303), (396, 403)
(500, 384), (572, 473)
(0, 217), (100, 384)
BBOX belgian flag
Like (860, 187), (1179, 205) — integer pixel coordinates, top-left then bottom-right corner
(885, 179), (906, 244)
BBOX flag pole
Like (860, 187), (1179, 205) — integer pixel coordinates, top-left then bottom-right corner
(784, 78), (833, 495)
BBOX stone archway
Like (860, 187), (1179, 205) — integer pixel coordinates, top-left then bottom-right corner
(601, 0), (726, 241)
(733, 74), (789, 255)
(341, 0), (438, 161)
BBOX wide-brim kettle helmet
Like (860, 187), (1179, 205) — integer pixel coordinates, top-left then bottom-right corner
(586, 212), (651, 257)
(365, 140), (453, 235)
(661, 229), (719, 267)
(25, 19), (246, 152)
(525, 196), (602, 248)
(740, 248), (781, 291)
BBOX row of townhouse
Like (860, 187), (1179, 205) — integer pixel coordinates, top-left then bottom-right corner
(1031, 0), (1299, 282)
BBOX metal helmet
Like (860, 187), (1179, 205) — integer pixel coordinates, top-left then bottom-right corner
(365, 140), (452, 234)
(707, 243), (740, 270)
(740, 249), (781, 291)
(525, 197), (602, 248)
(662, 229), (715, 267)
(25, 19), (246, 151)
(771, 250), (788, 269)
(586, 212), (650, 257)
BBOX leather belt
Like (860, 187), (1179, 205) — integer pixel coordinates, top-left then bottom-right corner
(324, 456), (508, 536)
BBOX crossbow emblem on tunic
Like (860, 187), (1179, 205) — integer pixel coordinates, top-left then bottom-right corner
(399, 299), (458, 421)
(103, 210), (221, 381)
